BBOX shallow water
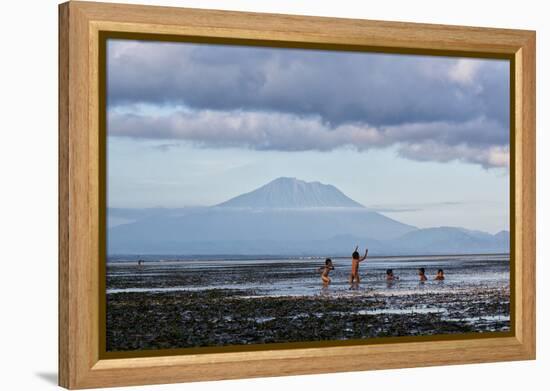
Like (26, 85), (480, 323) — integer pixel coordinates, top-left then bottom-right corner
(106, 253), (510, 350)
(107, 253), (510, 298)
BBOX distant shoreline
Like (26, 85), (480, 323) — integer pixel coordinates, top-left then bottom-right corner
(107, 252), (510, 263)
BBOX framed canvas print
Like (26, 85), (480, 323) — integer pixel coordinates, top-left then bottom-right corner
(59, 1), (536, 389)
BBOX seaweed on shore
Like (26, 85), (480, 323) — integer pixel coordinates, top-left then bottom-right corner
(106, 288), (509, 352)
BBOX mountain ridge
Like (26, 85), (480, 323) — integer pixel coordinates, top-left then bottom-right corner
(107, 177), (509, 255)
(217, 177), (364, 208)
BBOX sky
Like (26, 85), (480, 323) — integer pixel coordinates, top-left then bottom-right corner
(106, 39), (510, 233)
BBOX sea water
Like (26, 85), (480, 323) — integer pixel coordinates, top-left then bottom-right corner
(106, 253), (510, 298)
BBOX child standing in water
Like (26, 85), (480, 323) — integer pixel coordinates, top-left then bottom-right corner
(418, 267), (428, 282)
(435, 269), (445, 280)
(349, 246), (369, 285)
(318, 258), (335, 286)
(386, 269), (399, 281)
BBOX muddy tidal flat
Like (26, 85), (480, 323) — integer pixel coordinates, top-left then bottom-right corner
(106, 254), (510, 351)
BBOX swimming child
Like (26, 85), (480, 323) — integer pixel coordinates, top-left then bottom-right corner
(318, 258), (335, 286)
(435, 268), (445, 280)
(349, 245), (369, 285)
(418, 267), (428, 282)
(386, 269), (399, 281)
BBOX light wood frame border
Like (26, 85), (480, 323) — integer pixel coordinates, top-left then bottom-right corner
(59, 1), (536, 389)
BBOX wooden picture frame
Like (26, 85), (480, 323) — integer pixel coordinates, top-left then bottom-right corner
(59, 1), (536, 388)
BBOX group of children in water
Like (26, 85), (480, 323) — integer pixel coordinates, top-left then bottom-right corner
(318, 246), (446, 287)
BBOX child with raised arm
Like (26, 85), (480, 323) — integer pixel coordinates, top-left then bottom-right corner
(318, 258), (335, 286)
(349, 245), (369, 285)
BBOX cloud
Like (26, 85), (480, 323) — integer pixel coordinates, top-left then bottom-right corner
(367, 201), (467, 213)
(448, 59), (484, 85)
(398, 141), (509, 169)
(107, 40), (509, 128)
(109, 108), (509, 167)
(368, 207), (421, 213)
(106, 40), (510, 168)
(152, 143), (180, 152)
(109, 109), (380, 151)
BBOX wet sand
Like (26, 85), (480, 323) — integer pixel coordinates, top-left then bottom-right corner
(106, 255), (510, 351)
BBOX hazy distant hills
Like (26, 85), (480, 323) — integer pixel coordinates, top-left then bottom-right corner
(108, 177), (509, 256)
(392, 227), (509, 254)
(108, 207), (414, 254)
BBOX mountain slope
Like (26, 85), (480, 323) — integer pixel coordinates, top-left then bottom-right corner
(108, 207), (416, 254)
(107, 178), (509, 256)
(217, 177), (364, 208)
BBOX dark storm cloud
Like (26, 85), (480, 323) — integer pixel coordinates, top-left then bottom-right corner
(107, 40), (510, 168)
(108, 41), (509, 128)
